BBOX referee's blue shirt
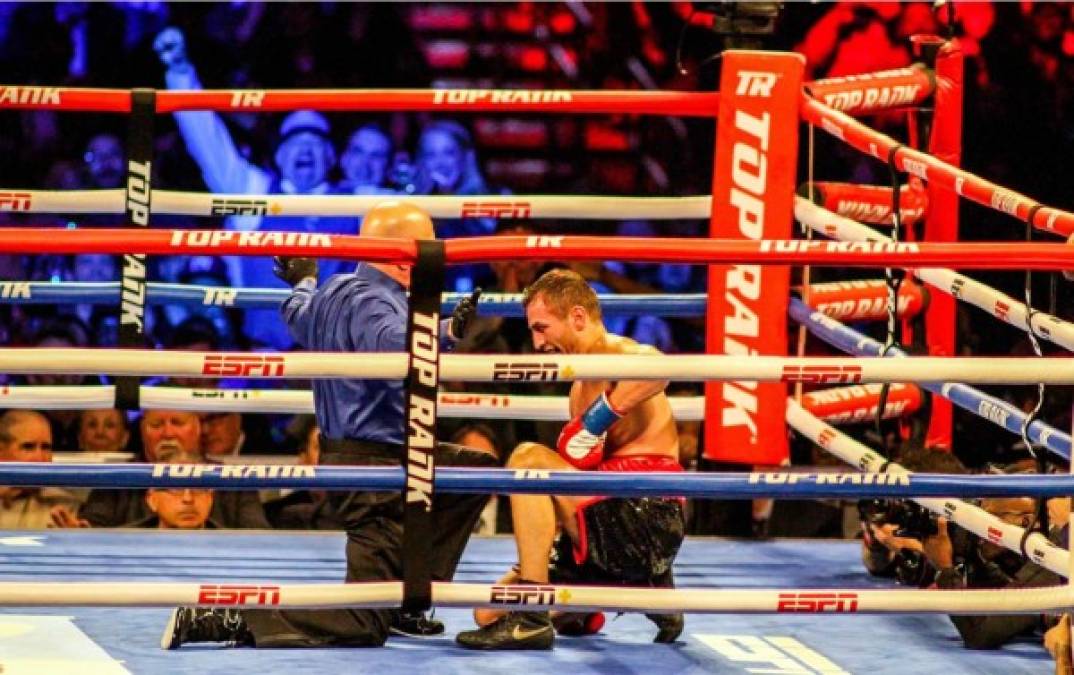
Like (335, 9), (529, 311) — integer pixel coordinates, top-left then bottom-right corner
(282, 263), (451, 444)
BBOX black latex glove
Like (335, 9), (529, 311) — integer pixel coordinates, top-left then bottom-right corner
(450, 288), (482, 340)
(273, 256), (318, 287)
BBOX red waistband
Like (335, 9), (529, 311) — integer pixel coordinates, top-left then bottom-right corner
(597, 454), (682, 473)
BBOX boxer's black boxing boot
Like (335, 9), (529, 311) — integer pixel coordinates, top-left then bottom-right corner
(456, 611), (553, 650)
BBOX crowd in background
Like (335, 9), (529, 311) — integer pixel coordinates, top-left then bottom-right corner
(0, 2), (1071, 547)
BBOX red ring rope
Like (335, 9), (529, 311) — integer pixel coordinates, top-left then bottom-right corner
(1, 228), (1073, 269)
(0, 86), (720, 117)
(801, 94), (1074, 237)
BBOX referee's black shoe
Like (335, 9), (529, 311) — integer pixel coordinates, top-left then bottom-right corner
(456, 611), (554, 650)
(161, 607), (254, 649)
(390, 610), (445, 638)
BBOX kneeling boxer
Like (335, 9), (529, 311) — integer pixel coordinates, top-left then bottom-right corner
(456, 269), (685, 650)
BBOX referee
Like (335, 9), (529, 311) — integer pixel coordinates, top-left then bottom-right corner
(162, 201), (495, 649)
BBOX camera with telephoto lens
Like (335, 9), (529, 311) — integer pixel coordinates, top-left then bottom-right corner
(858, 498), (939, 539)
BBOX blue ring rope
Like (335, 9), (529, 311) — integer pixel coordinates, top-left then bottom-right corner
(0, 463), (1071, 497)
(0, 281), (706, 317)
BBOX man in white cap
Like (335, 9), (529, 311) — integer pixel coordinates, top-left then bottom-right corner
(153, 27), (362, 348)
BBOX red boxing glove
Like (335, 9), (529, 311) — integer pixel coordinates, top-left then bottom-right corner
(557, 392), (622, 470)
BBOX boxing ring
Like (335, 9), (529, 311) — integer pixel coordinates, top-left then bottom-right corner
(1, 47), (1074, 672)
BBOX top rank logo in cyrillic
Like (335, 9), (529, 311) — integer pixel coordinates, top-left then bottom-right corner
(433, 90), (573, 105)
(171, 231), (332, 248)
(0, 87), (61, 105)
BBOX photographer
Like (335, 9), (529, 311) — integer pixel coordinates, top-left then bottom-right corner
(860, 445), (1066, 650)
(923, 498), (1065, 650)
(859, 445), (969, 587)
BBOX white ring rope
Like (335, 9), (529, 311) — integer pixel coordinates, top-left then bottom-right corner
(795, 197), (1074, 352)
(0, 384), (707, 421)
(0, 579), (1066, 614)
(786, 398), (1069, 578)
(0, 189), (711, 220)
(2, 349), (1073, 384)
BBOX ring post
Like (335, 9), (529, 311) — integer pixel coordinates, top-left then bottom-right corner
(705, 51), (803, 468)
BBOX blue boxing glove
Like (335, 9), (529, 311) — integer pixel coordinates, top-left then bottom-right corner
(556, 391), (623, 470)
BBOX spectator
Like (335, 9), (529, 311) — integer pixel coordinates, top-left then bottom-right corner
(411, 120), (502, 292)
(199, 412), (244, 457)
(77, 408), (129, 454)
(262, 415), (337, 530)
(72, 410), (269, 528)
(67, 253), (118, 343)
(413, 120), (496, 232)
(25, 318), (93, 452)
(162, 257), (241, 349)
(130, 487), (221, 530)
(0, 410), (83, 529)
(71, 253), (115, 283)
(339, 123), (394, 194)
(153, 26), (359, 349)
(165, 315), (223, 390)
(83, 132), (125, 189)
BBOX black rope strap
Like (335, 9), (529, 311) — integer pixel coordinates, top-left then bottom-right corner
(1018, 202), (1050, 556)
(401, 240), (445, 613)
(875, 145), (907, 442)
(115, 88), (155, 411)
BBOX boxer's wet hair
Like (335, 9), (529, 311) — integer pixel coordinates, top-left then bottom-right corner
(522, 268), (601, 320)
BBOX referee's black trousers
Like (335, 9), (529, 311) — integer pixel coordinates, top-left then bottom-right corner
(243, 439), (497, 647)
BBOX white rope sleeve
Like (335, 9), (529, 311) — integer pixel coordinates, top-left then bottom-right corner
(0, 579), (1066, 613)
(1, 349), (1070, 384)
(4, 189), (712, 220)
(0, 384), (706, 420)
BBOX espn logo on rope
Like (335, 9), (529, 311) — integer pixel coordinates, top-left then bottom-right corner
(780, 365), (862, 384)
(987, 527), (1004, 545)
(211, 198), (268, 217)
(490, 585), (556, 606)
(776, 592), (859, 613)
(492, 362), (559, 382)
(816, 428), (836, 448)
(994, 301), (1010, 322)
(198, 584), (281, 606)
(202, 355), (285, 377)
(0, 192), (31, 211)
(461, 201), (531, 219)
